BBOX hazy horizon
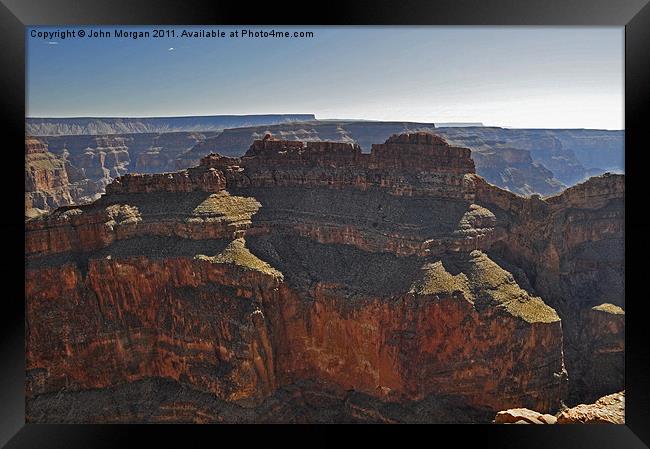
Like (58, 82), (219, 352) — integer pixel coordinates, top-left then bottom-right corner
(27, 26), (624, 130)
(24, 115), (625, 131)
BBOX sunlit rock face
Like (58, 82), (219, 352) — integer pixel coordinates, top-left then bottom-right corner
(494, 391), (625, 425)
(25, 137), (102, 218)
(25, 133), (623, 423)
(556, 391), (625, 424)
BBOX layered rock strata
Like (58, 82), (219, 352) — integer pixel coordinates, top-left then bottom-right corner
(25, 137), (101, 218)
(228, 133), (476, 200)
(25, 133), (623, 423)
(176, 123), (622, 196)
(25, 133), (216, 215)
(25, 123), (625, 216)
(476, 172), (625, 404)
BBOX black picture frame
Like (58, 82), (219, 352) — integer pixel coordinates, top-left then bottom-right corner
(2, 0), (648, 447)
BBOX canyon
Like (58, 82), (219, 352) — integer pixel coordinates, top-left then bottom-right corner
(175, 122), (623, 193)
(25, 132), (624, 423)
(25, 132), (215, 217)
(25, 137), (102, 218)
(24, 119), (624, 218)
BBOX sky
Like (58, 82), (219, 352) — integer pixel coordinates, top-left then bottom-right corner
(26, 26), (624, 129)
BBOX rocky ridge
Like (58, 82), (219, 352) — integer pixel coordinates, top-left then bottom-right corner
(24, 123), (624, 216)
(495, 391), (625, 424)
(175, 122), (623, 195)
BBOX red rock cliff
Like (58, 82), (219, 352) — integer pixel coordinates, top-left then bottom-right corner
(475, 172), (624, 404)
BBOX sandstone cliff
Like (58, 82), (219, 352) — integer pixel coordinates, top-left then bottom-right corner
(25, 132), (218, 215)
(475, 172), (625, 404)
(25, 137), (102, 218)
(25, 133), (623, 423)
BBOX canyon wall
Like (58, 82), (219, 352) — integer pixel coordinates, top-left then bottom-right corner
(175, 122), (623, 195)
(475, 172), (625, 403)
(24, 122), (624, 216)
(25, 137), (102, 218)
(438, 127), (624, 186)
(25, 133), (623, 423)
(24, 133), (216, 216)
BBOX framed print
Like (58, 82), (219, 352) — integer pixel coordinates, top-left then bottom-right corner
(1, 0), (648, 447)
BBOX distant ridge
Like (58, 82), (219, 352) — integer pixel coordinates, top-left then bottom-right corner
(436, 122), (484, 127)
(25, 114), (316, 136)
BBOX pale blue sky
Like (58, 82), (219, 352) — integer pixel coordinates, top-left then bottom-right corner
(27, 26), (624, 129)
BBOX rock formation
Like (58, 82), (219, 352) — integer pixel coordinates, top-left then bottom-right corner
(494, 408), (557, 424)
(495, 391), (625, 424)
(469, 147), (564, 196)
(25, 133), (216, 215)
(556, 391), (625, 424)
(436, 127), (624, 186)
(478, 172), (625, 404)
(174, 121), (439, 169)
(25, 137), (101, 218)
(175, 122), (623, 196)
(24, 122), (624, 215)
(25, 133), (624, 423)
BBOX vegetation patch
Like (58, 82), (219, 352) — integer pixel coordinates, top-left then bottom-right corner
(410, 261), (471, 299)
(196, 238), (282, 278)
(414, 250), (559, 323)
(191, 192), (261, 225)
(105, 204), (142, 226)
(592, 303), (625, 315)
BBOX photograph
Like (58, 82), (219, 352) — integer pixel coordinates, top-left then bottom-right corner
(22, 25), (628, 425)
(25, 25), (625, 424)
